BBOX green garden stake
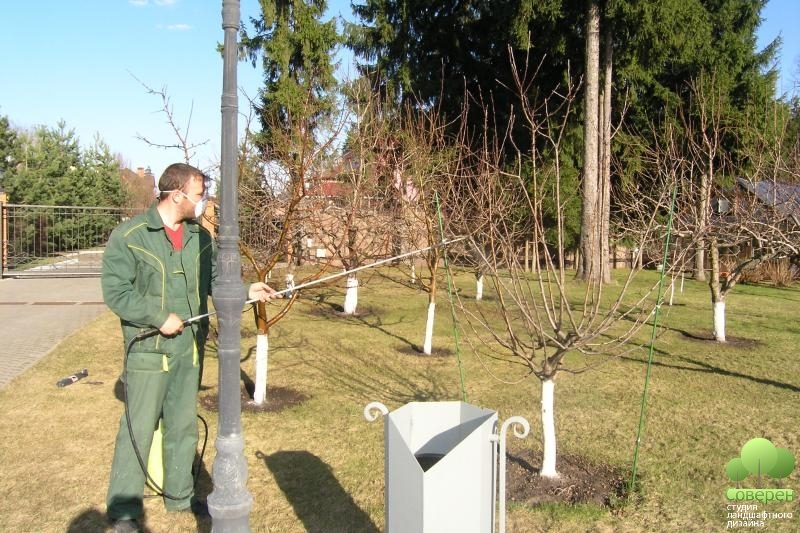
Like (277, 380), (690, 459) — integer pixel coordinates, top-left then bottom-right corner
(630, 185), (677, 492)
(435, 192), (468, 402)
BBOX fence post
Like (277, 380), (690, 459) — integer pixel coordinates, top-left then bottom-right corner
(0, 189), (6, 277)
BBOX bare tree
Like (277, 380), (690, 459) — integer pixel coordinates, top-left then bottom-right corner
(237, 88), (345, 405)
(304, 80), (404, 315)
(392, 102), (459, 355)
(130, 73), (210, 166)
(654, 81), (800, 342)
(703, 110), (800, 342)
(683, 76), (726, 282)
(447, 60), (672, 478)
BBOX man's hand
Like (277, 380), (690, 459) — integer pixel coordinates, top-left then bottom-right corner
(248, 282), (279, 302)
(159, 313), (185, 336)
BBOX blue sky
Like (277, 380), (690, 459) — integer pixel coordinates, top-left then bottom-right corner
(0, 0), (796, 180)
(0, 0), (354, 179)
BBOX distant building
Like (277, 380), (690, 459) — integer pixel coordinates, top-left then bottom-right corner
(120, 166), (157, 211)
(734, 177), (800, 224)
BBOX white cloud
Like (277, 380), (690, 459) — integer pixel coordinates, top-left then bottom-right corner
(166, 23), (191, 31)
(155, 0), (179, 6)
(129, 0), (148, 6)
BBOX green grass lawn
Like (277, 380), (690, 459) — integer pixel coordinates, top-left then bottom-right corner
(0, 268), (797, 532)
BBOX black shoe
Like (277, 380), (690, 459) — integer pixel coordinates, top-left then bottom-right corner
(112, 519), (141, 533)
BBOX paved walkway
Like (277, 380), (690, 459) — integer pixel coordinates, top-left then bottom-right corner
(0, 277), (106, 389)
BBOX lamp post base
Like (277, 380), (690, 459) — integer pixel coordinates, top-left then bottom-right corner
(208, 433), (253, 532)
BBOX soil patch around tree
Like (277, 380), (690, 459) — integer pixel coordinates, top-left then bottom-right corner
(396, 345), (454, 358)
(200, 385), (310, 414)
(679, 331), (761, 349)
(505, 449), (630, 509)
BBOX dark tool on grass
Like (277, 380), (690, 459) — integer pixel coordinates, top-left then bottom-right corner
(56, 369), (88, 387)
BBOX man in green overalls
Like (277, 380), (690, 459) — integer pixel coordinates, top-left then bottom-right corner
(102, 163), (274, 532)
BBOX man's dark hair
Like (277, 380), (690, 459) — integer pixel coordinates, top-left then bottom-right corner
(157, 163), (207, 201)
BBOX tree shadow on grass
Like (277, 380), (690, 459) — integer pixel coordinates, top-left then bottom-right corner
(351, 312), (455, 357)
(675, 354), (800, 392)
(621, 352), (800, 393)
(354, 313), (414, 350)
(257, 450), (380, 533)
(301, 344), (454, 405)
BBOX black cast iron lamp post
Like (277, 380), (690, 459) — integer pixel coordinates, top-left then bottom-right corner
(207, 1), (253, 530)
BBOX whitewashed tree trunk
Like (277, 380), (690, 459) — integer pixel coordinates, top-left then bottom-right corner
(713, 301), (726, 342)
(285, 272), (295, 297)
(540, 378), (559, 478)
(343, 275), (359, 314)
(410, 264), (416, 284)
(669, 278), (675, 306)
(423, 302), (436, 355)
(253, 334), (269, 405)
(475, 274), (484, 301)
(709, 240), (727, 343)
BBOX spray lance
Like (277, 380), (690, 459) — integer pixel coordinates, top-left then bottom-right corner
(123, 235), (467, 498)
(181, 235), (468, 329)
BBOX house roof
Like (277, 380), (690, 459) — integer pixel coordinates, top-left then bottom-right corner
(736, 177), (800, 220)
(305, 179), (352, 198)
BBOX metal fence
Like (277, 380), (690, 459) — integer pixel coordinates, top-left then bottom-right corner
(0, 204), (141, 278)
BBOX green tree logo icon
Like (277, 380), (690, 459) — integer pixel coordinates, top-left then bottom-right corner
(768, 447), (796, 488)
(727, 438), (796, 488)
(725, 457), (748, 489)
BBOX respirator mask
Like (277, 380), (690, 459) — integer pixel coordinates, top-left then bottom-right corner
(186, 194), (209, 219)
(160, 189), (208, 219)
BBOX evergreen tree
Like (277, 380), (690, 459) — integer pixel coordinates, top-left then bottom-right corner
(349, 0), (780, 270)
(348, 0), (573, 149)
(2, 119), (126, 207)
(5, 121), (82, 205)
(614, 0), (778, 160)
(615, 0), (777, 279)
(240, 0), (341, 156)
(80, 135), (126, 207)
(578, 0), (603, 282)
(2, 121), (126, 252)
(0, 115), (19, 181)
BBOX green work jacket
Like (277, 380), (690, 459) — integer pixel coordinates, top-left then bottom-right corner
(102, 204), (215, 354)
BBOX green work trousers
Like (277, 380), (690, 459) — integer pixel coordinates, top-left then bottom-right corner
(106, 333), (200, 521)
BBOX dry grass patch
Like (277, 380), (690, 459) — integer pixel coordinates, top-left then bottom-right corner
(0, 270), (798, 532)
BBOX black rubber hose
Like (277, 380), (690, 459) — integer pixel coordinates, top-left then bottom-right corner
(122, 327), (208, 501)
